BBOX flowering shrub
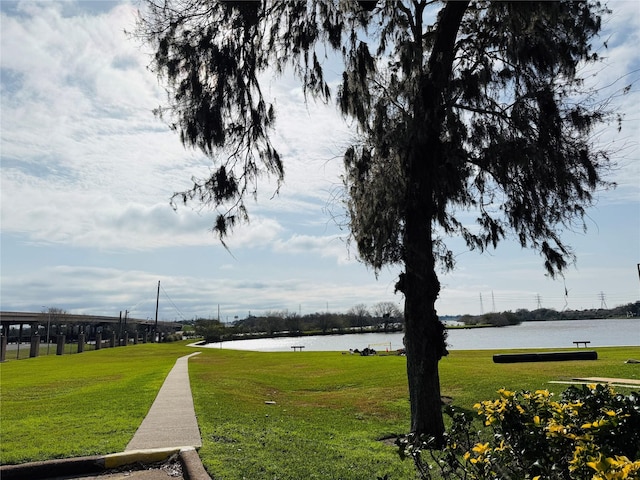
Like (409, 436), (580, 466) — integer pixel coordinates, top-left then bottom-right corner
(397, 384), (640, 479)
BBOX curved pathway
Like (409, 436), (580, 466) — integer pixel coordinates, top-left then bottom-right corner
(126, 352), (202, 451)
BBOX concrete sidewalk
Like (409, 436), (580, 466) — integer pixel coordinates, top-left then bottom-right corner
(126, 352), (203, 451)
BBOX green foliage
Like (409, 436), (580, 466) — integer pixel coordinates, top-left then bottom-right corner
(232, 305), (403, 336)
(137, 0), (616, 276)
(162, 333), (183, 342)
(461, 311), (522, 327)
(399, 384), (640, 479)
(137, 0), (622, 441)
(459, 302), (640, 325)
(194, 318), (228, 342)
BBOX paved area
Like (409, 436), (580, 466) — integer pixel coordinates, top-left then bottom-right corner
(126, 352), (203, 450)
(574, 377), (640, 386)
(549, 377), (640, 388)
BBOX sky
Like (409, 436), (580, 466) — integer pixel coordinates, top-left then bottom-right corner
(1, 0), (639, 322)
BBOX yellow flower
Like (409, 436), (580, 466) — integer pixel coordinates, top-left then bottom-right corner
(546, 422), (567, 436)
(585, 455), (640, 480)
(494, 440), (508, 452)
(498, 388), (514, 398)
(586, 454), (604, 472)
(472, 442), (491, 455)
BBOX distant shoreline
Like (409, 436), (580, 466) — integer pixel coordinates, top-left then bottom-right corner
(195, 316), (638, 346)
(197, 322), (499, 344)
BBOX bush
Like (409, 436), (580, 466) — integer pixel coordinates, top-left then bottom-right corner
(162, 333), (183, 342)
(398, 384), (640, 479)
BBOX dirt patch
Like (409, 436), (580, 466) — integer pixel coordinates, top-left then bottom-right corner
(47, 456), (183, 480)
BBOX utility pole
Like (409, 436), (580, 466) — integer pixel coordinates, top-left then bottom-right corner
(118, 311), (122, 343)
(479, 293), (484, 315)
(154, 280), (160, 342)
(47, 309), (51, 355)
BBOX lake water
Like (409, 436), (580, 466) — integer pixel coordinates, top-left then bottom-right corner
(198, 318), (640, 352)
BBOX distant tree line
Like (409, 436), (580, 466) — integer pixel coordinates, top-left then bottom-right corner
(187, 301), (638, 342)
(193, 302), (403, 343)
(459, 301), (639, 327)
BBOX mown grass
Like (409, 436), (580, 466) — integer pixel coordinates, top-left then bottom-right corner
(438, 346), (640, 409)
(0, 343), (190, 464)
(189, 349), (415, 479)
(188, 346), (640, 479)
(1, 342), (638, 479)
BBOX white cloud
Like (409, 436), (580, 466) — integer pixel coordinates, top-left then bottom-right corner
(0, 1), (637, 320)
(0, 0), (354, 253)
(0, 263), (402, 320)
(580, 1), (640, 202)
(273, 233), (356, 265)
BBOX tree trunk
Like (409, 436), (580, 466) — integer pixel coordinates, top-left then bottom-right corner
(398, 0), (469, 446)
(402, 204), (447, 445)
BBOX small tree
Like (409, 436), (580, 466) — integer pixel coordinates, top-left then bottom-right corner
(194, 318), (226, 342)
(373, 301), (403, 332)
(39, 307), (68, 341)
(136, 0), (620, 443)
(285, 312), (302, 334)
(348, 303), (370, 331)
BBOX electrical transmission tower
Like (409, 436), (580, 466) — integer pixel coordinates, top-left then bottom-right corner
(535, 294), (543, 310)
(599, 291), (607, 309)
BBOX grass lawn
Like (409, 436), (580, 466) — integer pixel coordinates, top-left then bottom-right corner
(1, 341), (638, 479)
(0, 343), (189, 464)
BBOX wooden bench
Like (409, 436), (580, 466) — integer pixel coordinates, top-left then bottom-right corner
(291, 346), (305, 352)
(573, 341), (591, 348)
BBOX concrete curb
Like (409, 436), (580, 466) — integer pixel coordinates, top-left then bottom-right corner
(0, 446), (211, 480)
(179, 447), (212, 480)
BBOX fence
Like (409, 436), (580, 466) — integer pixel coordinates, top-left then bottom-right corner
(0, 330), (171, 361)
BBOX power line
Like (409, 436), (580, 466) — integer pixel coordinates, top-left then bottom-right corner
(160, 284), (186, 321)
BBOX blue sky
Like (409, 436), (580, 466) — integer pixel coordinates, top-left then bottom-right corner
(1, 0), (638, 322)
